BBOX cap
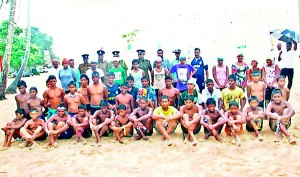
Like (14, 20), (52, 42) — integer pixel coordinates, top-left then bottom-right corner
(187, 79), (196, 85)
(237, 52), (244, 57)
(172, 49), (181, 53)
(96, 50), (105, 55)
(137, 49), (145, 54)
(217, 57), (224, 61)
(62, 58), (69, 64)
(92, 71), (100, 77)
(179, 56), (186, 60)
(112, 56), (119, 62)
(82, 54), (89, 59)
(156, 57), (162, 62)
(251, 70), (261, 76)
(112, 51), (120, 57)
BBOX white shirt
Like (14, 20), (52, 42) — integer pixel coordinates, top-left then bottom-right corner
(48, 66), (62, 88)
(202, 88), (222, 108)
(281, 49), (297, 69)
(86, 68), (105, 85)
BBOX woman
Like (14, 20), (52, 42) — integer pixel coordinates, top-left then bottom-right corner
(231, 53), (249, 90)
(212, 57), (229, 90)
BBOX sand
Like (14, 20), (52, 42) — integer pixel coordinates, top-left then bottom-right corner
(1, 71), (300, 177)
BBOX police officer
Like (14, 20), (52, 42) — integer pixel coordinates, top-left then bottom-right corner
(78, 54), (91, 74)
(97, 49), (109, 84)
(134, 49), (152, 81)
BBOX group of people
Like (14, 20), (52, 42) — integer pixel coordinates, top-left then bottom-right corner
(1, 42), (298, 150)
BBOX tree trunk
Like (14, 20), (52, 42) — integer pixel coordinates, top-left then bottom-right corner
(6, 0), (31, 94)
(0, 0), (16, 100)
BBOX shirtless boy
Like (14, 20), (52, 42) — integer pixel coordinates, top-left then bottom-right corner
(110, 104), (133, 144)
(136, 88), (154, 109)
(152, 95), (181, 146)
(244, 96), (264, 141)
(27, 87), (44, 120)
(247, 70), (266, 109)
(1, 109), (27, 150)
(43, 75), (65, 120)
(44, 104), (71, 148)
(90, 100), (115, 145)
(201, 98), (227, 142)
(276, 75), (290, 101)
(77, 74), (90, 111)
(158, 75), (180, 107)
(225, 101), (246, 146)
(68, 104), (92, 145)
(19, 108), (46, 149)
(115, 83), (134, 114)
(129, 97), (153, 140)
(179, 95), (202, 146)
(15, 80), (31, 119)
(64, 81), (86, 117)
(265, 89), (296, 144)
(87, 71), (108, 115)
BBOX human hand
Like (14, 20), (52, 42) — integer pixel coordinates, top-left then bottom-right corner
(208, 124), (215, 130)
(97, 124), (103, 131)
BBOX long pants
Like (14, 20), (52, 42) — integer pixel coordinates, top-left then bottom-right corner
(280, 68), (294, 90)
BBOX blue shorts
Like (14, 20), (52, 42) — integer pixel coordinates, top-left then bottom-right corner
(58, 128), (74, 139)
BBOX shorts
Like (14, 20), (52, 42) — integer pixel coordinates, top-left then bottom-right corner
(38, 115), (45, 121)
(225, 124), (243, 136)
(115, 120), (133, 137)
(181, 123), (201, 135)
(269, 119), (291, 132)
(68, 112), (77, 118)
(90, 105), (100, 115)
(82, 128), (93, 138)
(35, 133), (47, 141)
(58, 128), (74, 139)
(246, 119), (263, 132)
(154, 121), (178, 135)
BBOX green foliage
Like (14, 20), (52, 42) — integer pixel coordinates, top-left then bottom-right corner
(121, 29), (139, 44)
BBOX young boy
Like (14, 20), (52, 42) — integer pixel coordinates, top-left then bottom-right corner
(137, 76), (157, 107)
(1, 109), (27, 150)
(224, 100), (245, 146)
(276, 75), (290, 101)
(15, 80), (31, 119)
(63, 81), (86, 117)
(244, 96), (264, 141)
(126, 76), (139, 108)
(110, 104), (133, 144)
(27, 87), (44, 120)
(90, 100), (115, 146)
(200, 98), (227, 143)
(179, 95), (202, 146)
(105, 72), (120, 111)
(247, 70), (266, 109)
(202, 79), (222, 110)
(77, 74), (90, 111)
(129, 97), (153, 140)
(68, 104), (92, 145)
(115, 83), (134, 114)
(19, 108), (47, 149)
(44, 104), (72, 148)
(158, 75), (180, 107)
(266, 89), (295, 144)
(136, 88), (154, 109)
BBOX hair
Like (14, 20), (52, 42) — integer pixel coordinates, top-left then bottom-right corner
(17, 80), (27, 87)
(107, 72), (115, 77)
(184, 95), (194, 102)
(126, 76), (134, 82)
(194, 48), (200, 51)
(271, 88), (282, 97)
(160, 95), (169, 101)
(121, 82), (129, 88)
(48, 75), (57, 80)
(100, 100), (108, 107)
(206, 79), (214, 84)
(68, 81), (76, 87)
(29, 86), (38, 92)
(229, 100), (239, 108)
(15, 108), (25, 115)
(206, 98), (216, 106)
(276, 75), (285, 82)
(117, 104), (127, 110)
(248, 96), (258, 103)
(30, 108), (39, 113)
(141, 76), (149, 81)
(132, 59), (139, 64)
(228, 74), (236, 81)
(69, 59), (74, 62)
(157, 49), (163, 53)
(80, 74), (90, 85)
(139, 96), (148, 102)
(46, 78), (50, 84)
(165, 75), (172, 81)
(78, 104), (87, 110)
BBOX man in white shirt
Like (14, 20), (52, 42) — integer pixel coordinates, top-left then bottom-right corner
(278, 41), (297, 89)
(86, 59), (104, 85)
(202, 79), (222, 110)
(48, 59), (62, 88)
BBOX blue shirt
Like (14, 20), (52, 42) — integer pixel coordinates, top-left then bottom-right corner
(128, 86), (139, 108)
(106, 83), (120, 105)
(59, 68), (76, 91)
(191, 57), (208, 78)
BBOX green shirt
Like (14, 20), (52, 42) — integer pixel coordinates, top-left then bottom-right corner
(108, 60), (128, 71)
(178, 90), (201, 106)
(109, 67), (126, 85)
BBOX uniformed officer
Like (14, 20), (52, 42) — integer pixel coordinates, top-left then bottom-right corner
(78, 54), (91, 74)
(134, 49), (152, 81)
(97, 49), (109, 84)
(108, 51), (128, 74)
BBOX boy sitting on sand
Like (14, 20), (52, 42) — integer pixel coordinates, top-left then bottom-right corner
(179, 95), (202, 146)
(90, 100), (115, 146)
(1, 109), (27, 150)
(68, 104), (92, 145)
(110, 104), (133, 144)
(19, 108), (47, 149)
(129, 97), (153, 141)
(224, 100), (246, 146)
(244, 96), (265, 141)
(265, 89), (296, 144)
(200, 98), (227, 143)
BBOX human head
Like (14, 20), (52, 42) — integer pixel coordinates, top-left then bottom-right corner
(68, 59), (75, 68)
(107, 72), (115, 84)
(157, 49), (163, 58)
(236, 52), (244, 62)
(132, 59), (139, 69)
(184, 95), (195, 109)
(112, 57), (119, 67)
(251, 59), (258, 67)
(266, 58), (273, 66)
(100, 100), (108, 113)
(56, 104), (66, 117)
(227, 74), (237, 88)
(29, 108), (39, 120)
(48, 75), (57, 87)
(271, 88), (282, 103)
(138, 96), (148, 109)
(141, 76), (150, 87)
(92, 71), (100, 84)
(248, 96), (259, 109)
(194, 48), (200, 58)
(126, 76), (134, 88)
(251, 70), (261, 82)
(206, 98), (216, 112)
(17, 80), (27, 94)
(82, 54), (89, 64)
(286, 42), (292, 51)
(217, 57), (224, 66)
(229, 100), (239, 113)
(90, 59), (97, 70)
(165, 75), (172, 87)
(120, 82), (129, 93)
(206, 79), (214, 90)
(97, 50), (105, 61)
(160, 95), (170, 109)
(29, 86), (38, 98)
(117, 104), (127, 116)
(155, 57), (162, 68)
(179, 56), (186, 65)
(15, 108), (25, 119)
(276, 75), (286, 87)
(78, 104), (87, 116)
(173, 49), (181, 58)
(80, 74), (89, 86)
(68, 81), (77, 93)
(61, 58), (69, 69)
(137, 49), (145, 59)
(52, 59), (59, 69)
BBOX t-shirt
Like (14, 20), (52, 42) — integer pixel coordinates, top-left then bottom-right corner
(58, 68), (76, 91)
(221, 87), (244, 110)
(136, 86), (157, 102)
(280, 49), (297, 69)
(106, 83), (120, 105)
(48, 66), (62, 88)
(178, 89), (203, 106)
(170, 64), (194, 91)
(109, 67), (126, 85)
(128, 86), (139, 108)
(153, 106), (178, 126)
(86, 68), (105, 85)
(202, 88), (222, 108)
(130, 69), (143, 89)
(191, 57), (208, 78)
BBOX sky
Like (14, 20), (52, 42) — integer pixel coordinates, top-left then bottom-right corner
(0, 0), (299, 67)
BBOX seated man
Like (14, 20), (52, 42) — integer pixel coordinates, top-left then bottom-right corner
(179, 95), (202, 146)
(152, 95), (181, 146)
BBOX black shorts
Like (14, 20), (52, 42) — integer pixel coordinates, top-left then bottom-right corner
(181, 124), (201, 135)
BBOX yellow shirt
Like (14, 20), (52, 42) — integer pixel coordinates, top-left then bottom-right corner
(221, 87), (244, 110)
(153, 106), (178, 126)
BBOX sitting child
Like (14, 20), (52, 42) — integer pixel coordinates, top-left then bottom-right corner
(1, 109), (27, 150)
(110, 104), (133, 144)
(266, 89), (296, 144)
(244, 96), (265, 141)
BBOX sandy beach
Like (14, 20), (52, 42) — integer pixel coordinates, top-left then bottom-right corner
(1, 69), (300, 177)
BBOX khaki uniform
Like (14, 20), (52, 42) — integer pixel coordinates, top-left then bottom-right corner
(98, 60), (109, 84)
(78, 63), (91, 74)
(138, 58), (152, 80)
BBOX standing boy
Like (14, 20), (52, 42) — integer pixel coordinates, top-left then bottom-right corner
(15, 80), (31, 119)
(276, 75), (290, 101)
(158, 75), (180, 107)
(115, 83), (134, 114)
(27, 86), (44, 119)
(247, 70), (266, 109)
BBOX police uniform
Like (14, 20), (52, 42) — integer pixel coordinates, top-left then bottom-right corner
(108, 51), (128, 72)
(78, 54), (91, 74)
(135, 49), (152, 80)
(96, 50), (109, 84)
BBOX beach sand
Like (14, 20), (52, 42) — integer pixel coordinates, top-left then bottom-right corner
(1, 71), (300, 177)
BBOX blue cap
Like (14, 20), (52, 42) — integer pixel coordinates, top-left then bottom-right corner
(112, 51), (120, 57)
(82, 54), (89, 59)
(96, 50), (105, 55)
(137, 49), (145, 54)
(92, 71), (100, 77)
(172, 49), (181, 53)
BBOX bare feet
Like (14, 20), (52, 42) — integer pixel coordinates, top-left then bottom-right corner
(0, 146), (9, 151)
(167, 140), (172, 146)
(288, 137), (296, 145)
(19, 141), (30, 148)
(142, 136), (149, 141)
(257, 134), (263, 141)
(202, 132), (211, 140)
(192, 140), (197, 146)
(235, 136), (241, 146)
(134, 134), (142, 140)
(29, 142), (38, 150)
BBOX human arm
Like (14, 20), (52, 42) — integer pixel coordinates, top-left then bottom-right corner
(150, 70), (154, 86)
(246, 83), (251, 100)
(43, 90), (49, 108)
(63, 95), (68, 109)
(103, 85), (108, 100)
(224, 65), (229, 87)
(60, 88), (66, 103)
(15, 96), (20, 108)
(293, 41), (297, 50)
(72, 69), (77, 83)
(137, 108), (153, 122)
(286, 89), (290, 101)
(79, 93), (87, 105)
(87, 87), (91, 103)
(212, 66), (220, 87)
(6, 118), (27, 129)
(157, 89), (162, 106)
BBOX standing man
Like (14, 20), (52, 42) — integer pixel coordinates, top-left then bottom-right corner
(78, 54), (91, 74)
(48, 59), (62, 88)
(171, 49), (181, 67)
(86, 59), (105, 85)
(153, 49), (171, 70)
(278, 41), (297, 90)
(58, 58), (77, 94)
(191, 48), (209, 93)
(68, 59), (80, 88)
(135, 49), (152, 81)
(97, 49), (109, 84)
(108, 51), (128, 74)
